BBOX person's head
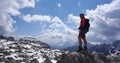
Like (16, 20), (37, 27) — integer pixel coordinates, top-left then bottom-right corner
(79, 13), (84, 18)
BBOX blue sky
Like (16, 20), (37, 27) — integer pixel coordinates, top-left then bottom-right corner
(0, 0), (120, 48)
(13, 0), (112, 36)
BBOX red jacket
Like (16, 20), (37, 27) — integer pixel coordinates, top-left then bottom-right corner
(81, 17), (85, 28)
(79, 17), (86, 30)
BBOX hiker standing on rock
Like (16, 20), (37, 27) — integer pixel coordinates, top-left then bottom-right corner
(78, 13), (90, 52)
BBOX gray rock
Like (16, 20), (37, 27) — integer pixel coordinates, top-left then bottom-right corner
(44, 58), (52, 63)
(62, 50), (113, 63)
(30, 58), (39, 63)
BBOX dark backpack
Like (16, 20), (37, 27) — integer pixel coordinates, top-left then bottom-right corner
(85, 19), (90, 33)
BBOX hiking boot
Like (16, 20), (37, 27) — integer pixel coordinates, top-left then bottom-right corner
(84, 46), (88, 50)
(77, 46), (83, 52)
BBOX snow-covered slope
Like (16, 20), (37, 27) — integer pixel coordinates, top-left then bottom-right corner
(0, 38), (68, 63)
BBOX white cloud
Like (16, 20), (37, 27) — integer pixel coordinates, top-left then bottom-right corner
(22, 14), (51, 23)
(57, 3), (62, 7)
(86, 0), (120, 42)
(67, 14), (80, 28)
(22, 14), (79, 47)
(0, 0), (37, 34)
(0, 0), (36, 16)
(38, 16), (78, 48)
(0, 12), (16, 34)
(18, 0), (36, 8)
(22, 14), (79, 48)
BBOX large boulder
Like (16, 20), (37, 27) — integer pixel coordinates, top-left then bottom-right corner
(62, 50), (112, 63)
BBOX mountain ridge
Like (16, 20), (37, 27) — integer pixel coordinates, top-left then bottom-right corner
(90, 40), (120, 55)
(64, 40), (120, 55)
(0, 35), (120, 63)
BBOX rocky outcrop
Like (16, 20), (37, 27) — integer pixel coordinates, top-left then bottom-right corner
(58, 50), (120, 63)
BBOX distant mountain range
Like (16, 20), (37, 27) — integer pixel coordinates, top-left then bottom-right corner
(64, 40), (120, 55)
(90, 40), (120, 55)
